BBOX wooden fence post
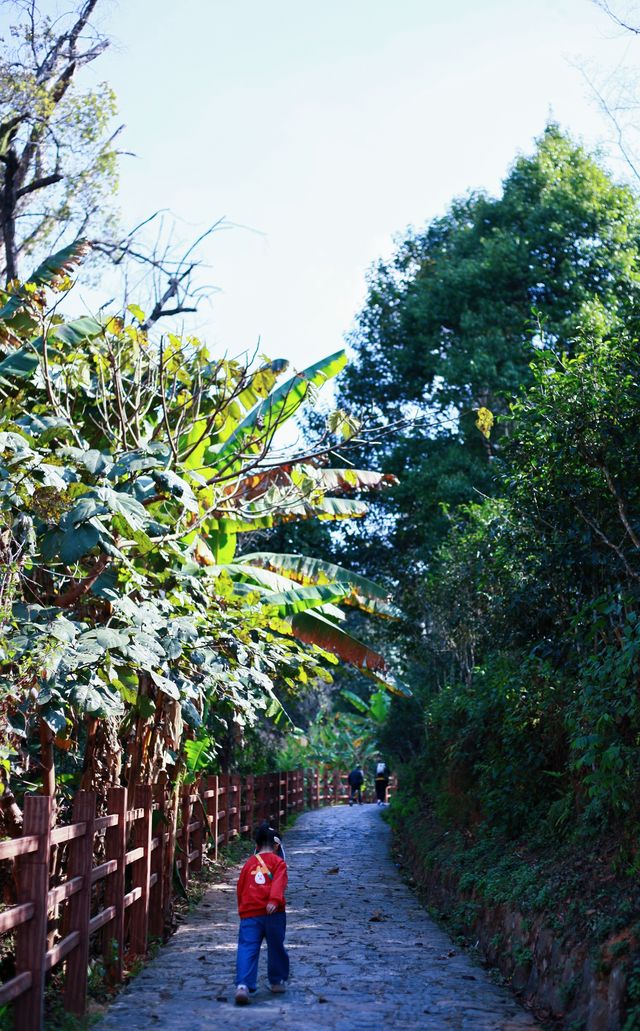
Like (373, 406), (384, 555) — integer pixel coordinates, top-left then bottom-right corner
(204, 774), (218, 860)
(244, 775), (254, 836)
(271, 772), (279, 825)
(231, 774), (241, 838)
(191, 776), (203, 874)
(149, 783), (166, 940)
(282, 771), (288, 826)
(104, 786), (126, 983)
(180, 783), (191, 892)
(64, 790), (95, 1015)
(14, 794), (53, 1031)
(270, 774), (278, 831)
(130, 784), (152, 957)
(218, 773), (229, 847)
(264, 774), (273, 826)
(257, 774), (266, 825)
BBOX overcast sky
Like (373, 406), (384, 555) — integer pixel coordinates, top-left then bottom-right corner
(47, 1), (640, 365)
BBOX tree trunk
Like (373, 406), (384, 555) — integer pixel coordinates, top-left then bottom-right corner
(39, 717), (56, 797)
(1, 147), (19, 283)
(80, 715), (122, 793)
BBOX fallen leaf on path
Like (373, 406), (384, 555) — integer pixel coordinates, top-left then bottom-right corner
(326, 866), (340, 874)
(369, 910), (385, 922)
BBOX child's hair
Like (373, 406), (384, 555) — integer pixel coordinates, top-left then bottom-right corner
(255, 820), (282, 850)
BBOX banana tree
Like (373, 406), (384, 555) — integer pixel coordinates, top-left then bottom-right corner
(0, 242), (406, 832)
(224, 553), (409, 696)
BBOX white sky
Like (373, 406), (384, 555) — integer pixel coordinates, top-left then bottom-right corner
(55, 2), (640, 365)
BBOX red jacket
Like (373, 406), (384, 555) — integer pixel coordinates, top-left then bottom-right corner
(237, 851), (288, 918)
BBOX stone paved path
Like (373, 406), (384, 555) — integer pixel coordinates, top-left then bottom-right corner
(95, 805), (540, 1030)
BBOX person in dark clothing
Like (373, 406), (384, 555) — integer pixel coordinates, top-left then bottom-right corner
(347, 765), (364, 805)
(374, 759), (390, 805)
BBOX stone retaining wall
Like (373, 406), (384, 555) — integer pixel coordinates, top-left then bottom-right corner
(402, 832), (632, 1031)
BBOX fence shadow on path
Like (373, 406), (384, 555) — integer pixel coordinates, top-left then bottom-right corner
(94, 804), (540, 1031)
(1, 766), (375, 1027)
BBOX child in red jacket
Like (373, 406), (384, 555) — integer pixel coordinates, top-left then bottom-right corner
(235, 821), (289, 1005)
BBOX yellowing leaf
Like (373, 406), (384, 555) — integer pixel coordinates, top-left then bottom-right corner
(475, 407), (494, 439)
(194, 536), (216, 566)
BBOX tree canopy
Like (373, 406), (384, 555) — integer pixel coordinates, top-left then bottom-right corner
(0, 1), (119, 282)
(339, 125), (640, 565)
(0, 242), (406, 833)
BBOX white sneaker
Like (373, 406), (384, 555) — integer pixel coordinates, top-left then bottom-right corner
(235, 984), (250, 1006)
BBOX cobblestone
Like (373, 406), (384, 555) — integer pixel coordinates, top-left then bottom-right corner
(95, 804), (540, 1030)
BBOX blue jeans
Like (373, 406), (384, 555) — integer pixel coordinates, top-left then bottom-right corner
(236, 913), (289, 988)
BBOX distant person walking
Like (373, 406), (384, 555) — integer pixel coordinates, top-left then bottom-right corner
(347, 764), (364, 806)
(374, 759), (390, 805)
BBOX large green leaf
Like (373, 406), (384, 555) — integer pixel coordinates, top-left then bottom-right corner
(50, 316), (103, 347)
(212, 359), (290, 446)
(210, 497), (367, 535)
(290, 610), (386, 670)
(223, 562), (346, 620)
(239, 552), (399, 617)
(237, 581), (349, 617)
(290, 610), (411, 695)
(0, 240), (89, 321)
(59, 522), (102, 564)
(341, 689), (369, 713)
(72, 680), (124, 717)
(0, 315), (102, 387)
(0, 346), (39, 381)
(208, 350), (347, 473)
(97, 487), (149, 533)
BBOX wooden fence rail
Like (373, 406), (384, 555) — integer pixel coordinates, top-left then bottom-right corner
(0, 766), (396, 1029)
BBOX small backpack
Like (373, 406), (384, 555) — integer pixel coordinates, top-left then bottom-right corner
(376, 761), (386, 776)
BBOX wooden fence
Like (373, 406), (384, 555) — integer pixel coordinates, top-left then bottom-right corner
(0, 767), (395, 1029)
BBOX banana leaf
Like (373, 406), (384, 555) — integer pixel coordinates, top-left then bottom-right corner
(0, 239), (89, 321)
(239, 552), (399, 617)
(232, 581), (350, 618)
(290, 610), (411, 695)
(207, 350), (347, 473)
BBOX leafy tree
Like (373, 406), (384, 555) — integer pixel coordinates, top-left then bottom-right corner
(392, 325), (640, 838)
(277, 687), (391, 771)
(0, 1), (119, 281)
(0, 244), (405, 837)
(339, 125), (640, 567)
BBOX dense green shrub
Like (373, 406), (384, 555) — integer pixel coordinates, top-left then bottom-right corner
(388, 328), (640, 844)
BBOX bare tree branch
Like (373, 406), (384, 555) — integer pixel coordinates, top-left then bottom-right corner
(594, 0), (640, 35)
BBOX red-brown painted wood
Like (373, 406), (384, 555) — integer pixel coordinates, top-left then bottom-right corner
(129, 785), (152, 957)
(218, 773), (229, 846)
(204, 774), (218, 860)
(191, 776), (203, 874)
(14, 793), (52, 1031)
(149, 782), (166, 940)
(179, 784), (192, 890)
(103, 786), (127, 984)
(64, 790), (96, 1014)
